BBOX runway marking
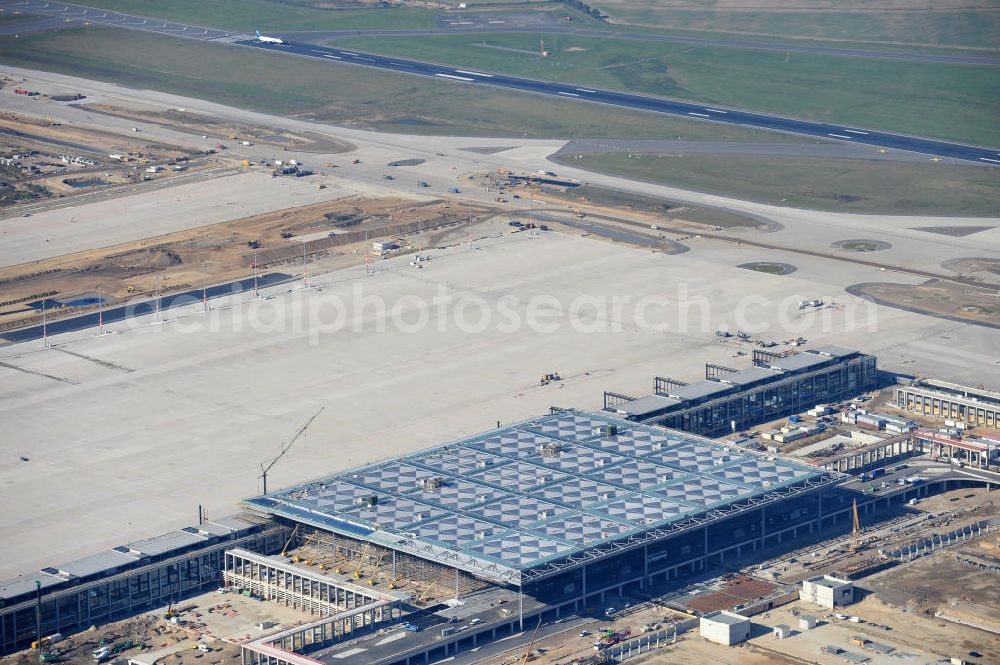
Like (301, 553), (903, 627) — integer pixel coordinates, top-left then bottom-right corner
(435, 73), (474, 81)
(576, 88), (595, 93)
(979, 157), (1000, 163)
(455, 70), (493, 78)
(688, 112), (709, 118)
(354, 56), (375, 62)
(338, 51), (358, 56)
(705, 108), (727, 114)
(310, 49), (326, 53)
(322, 54), (341, 59)
(558, 91), (579, 97)
(392, 62), (413, 67)
(844, 129), (870, 135)
(827, 133), (853, 139)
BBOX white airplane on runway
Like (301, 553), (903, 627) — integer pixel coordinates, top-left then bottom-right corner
(255, 30), (284, 45)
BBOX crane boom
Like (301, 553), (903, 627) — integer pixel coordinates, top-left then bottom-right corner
(260, 406), (325, 494)
(520, 617), (542, 665)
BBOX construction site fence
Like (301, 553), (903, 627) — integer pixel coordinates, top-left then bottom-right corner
(887, 518), (995, 561)
(610, 620), (699, 661)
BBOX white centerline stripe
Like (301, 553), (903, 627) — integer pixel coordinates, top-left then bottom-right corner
(558, 91), (579, 97)
(456, 70), (493, 78)
(705, 108), (727, 114)
(393, 62), (413, 67)
(354, 56), (375, 62)
(435, 73), (474, 81)
(688, 112), (709, 118)
(979, 157), (1000, 163)
(576, 88), (595, 93)
(843, 129), (869, 135)
(827, 133), (853, 139)
(322, 54), (341, 59)
(338, 51), (358, 56)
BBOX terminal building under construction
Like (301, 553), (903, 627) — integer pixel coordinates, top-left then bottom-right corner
(604, 346), (878, 436)
(8, 348), (980, 665)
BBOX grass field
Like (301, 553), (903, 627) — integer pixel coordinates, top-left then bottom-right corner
(62, 0), (587, 32)
(69, 0), (438, 31)
(595, 1), (1000, 49)
(553, 152), (1000, 216)
(0, 10), (32, 23)
(334, 32), (1000, 146)
(0, 27), (798, 142)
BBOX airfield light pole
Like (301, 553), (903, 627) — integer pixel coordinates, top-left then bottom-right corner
(154, 278), (162, 324)
(302, 242), (308, 288)
(529, 195), (534, 237)
(97, 286), (104, 335)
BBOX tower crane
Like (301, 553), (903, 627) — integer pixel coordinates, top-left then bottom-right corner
(259, 406), (325, 494)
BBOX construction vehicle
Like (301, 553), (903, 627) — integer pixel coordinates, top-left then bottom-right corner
(366, 550), (388, 586)
(353, 543), (371, 580)
(520, 617), (543, 665)
(540, 372), (561, 386)
(280, 524), (300, 558)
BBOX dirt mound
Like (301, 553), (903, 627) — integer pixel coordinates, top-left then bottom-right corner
(94, 248), (183, 271)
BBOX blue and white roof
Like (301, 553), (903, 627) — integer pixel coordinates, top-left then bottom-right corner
(246, 410), (833, 584)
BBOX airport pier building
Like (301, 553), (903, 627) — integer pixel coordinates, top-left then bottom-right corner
(604, 347), (877, 437)
(0, 517), (287, 655)
(895, 379), (1000, 429)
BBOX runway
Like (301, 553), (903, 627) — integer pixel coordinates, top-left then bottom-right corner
(2, 0), (997, 164)
(243, 39), (999, 165)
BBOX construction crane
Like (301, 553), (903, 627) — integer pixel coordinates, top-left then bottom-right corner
(417, 569), (451, 605)
(520, 617), (543, 664)
(366, 551), (388, 586)
(851, 498), (861, 551)
(353, 544), (371, 580)
(259, 406), (325, 494)
(280, 525), (300, 558)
